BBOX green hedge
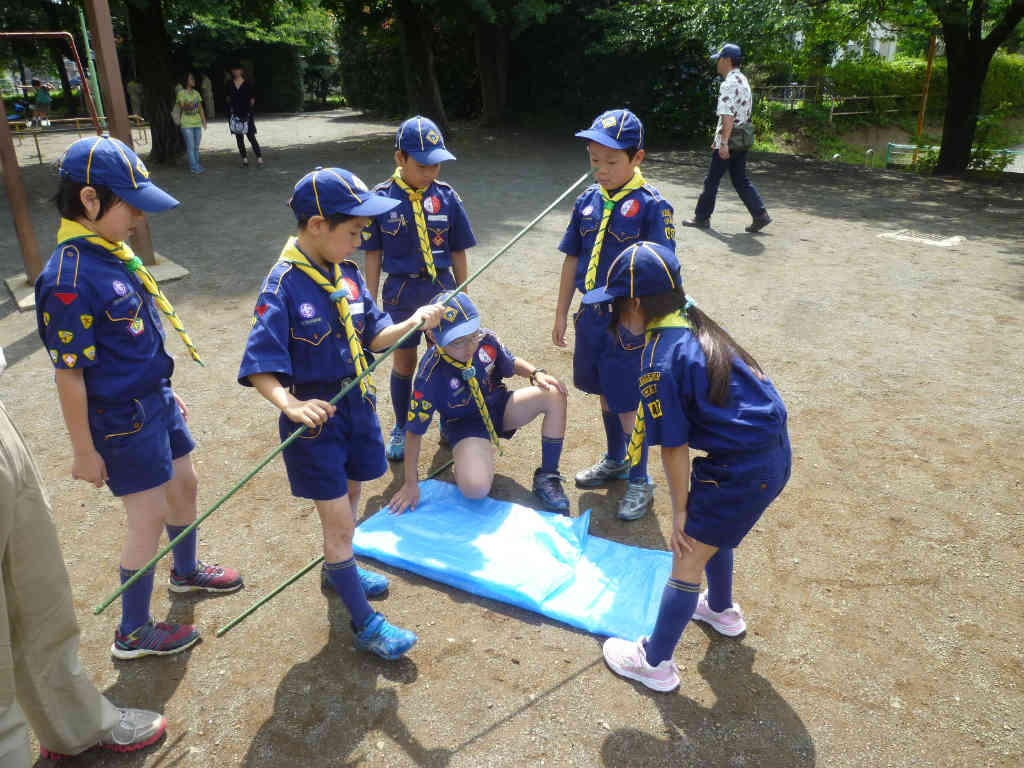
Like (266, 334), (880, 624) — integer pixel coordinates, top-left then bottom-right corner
(823, 54), (1024, 113)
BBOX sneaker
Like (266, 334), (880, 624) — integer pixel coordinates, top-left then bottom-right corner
(533, 468), (570, 513)
(320, 565), (390, 597)
(386, 424), (405, 461)
(169, 561), (243, 594)
(241, 158), (249, 168)
(602, 636), (680, 692)
(574, 454), (630, 488)
(745, 213), (772, 233)
(111, 620), (200, 660)
(353, 612), (417, 660)
(257, 157), (264, 167)
(682, 218), (710, 229)
(40, 708), (167, 760)
(617, 480), (655, 521)
(692, 589), (747, 636)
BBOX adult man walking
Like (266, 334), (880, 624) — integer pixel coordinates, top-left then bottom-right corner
(684, 44), (771, 233)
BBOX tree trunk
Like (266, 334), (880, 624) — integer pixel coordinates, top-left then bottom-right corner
(474, 21), (509, 126)
(42, 2), (74, 116)
(126, 0), (182, 164)
(394, 0), (449, 134)
(933, 27), (989, 174)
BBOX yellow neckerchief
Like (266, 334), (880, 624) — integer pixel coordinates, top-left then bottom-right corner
(628, 309), (694, 466)
(276, 237), (373, 401)
(584, 168), (647, 291)
(56, 218), (202, 365)
(436, 346), (501, 450)
(391, 168), (437, 282)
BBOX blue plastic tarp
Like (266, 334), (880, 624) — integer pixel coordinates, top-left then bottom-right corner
(352, 479), (672, 639)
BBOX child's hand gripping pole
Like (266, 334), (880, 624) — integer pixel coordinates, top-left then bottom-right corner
(93, 169), (592, 617)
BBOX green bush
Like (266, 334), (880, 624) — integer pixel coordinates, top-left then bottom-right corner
(824, 54), (1024, 113)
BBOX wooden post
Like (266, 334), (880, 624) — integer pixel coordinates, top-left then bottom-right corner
(85, 0), (157, 265)
(0, 92), (44, 284)
(913, 33), (938, 165)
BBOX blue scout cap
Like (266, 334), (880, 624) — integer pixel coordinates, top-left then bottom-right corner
(395, 116), (456, 164)
(430, 291), (480, 347)
(289, 167), (400, 219)
(581, 242), (681, 304)
(58, 135), (179, 212)
(574, 109), (644, 151)
(712, 44), (742, 63)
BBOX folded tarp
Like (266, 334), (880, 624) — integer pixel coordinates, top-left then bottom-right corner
(353, 479), (672, 639)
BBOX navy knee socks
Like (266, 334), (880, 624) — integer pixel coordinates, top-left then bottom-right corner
(118, 567), (155, 636)
(602, 411), (626, 462)
(165, 523), (197, 578)
(391, 372), (413, 428)
(628, 432), (649, 483)
(645, 578), (700, 666)
(541, 437), (563, 474)
(324, 557), (373, 630)
(705, 548), (734, 612)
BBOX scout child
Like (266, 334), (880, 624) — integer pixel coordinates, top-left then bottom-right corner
(386, 291), (571, 515)
(582, 242), (790, 692)
(361, 116), (476, 462)
(239, 167), (445, 660)
(35, 136), (243, 661)
(552, 108), (676, 521)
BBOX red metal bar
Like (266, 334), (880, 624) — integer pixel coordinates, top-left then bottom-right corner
(0, 31), (101, 134)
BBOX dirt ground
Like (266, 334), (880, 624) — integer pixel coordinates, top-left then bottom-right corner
(1, 109), (1023, 768)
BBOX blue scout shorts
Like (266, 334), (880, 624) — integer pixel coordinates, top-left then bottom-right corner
(381, 268), (457, 349)
(572, 303), (644, 413)
(442, 388), (516, 447)
(87, 382), (194, 497)
(280, 382), (387, 500)
(685, 430), (792, 549)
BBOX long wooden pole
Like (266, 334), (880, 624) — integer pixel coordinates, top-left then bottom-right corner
(913, 33), (938, 165)
(0, 92), (43, 283)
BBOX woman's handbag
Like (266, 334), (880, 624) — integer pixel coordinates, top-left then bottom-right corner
(728, 121), (755, 152)
(229, 114), (249, 135)
(170, 103), (181, 126)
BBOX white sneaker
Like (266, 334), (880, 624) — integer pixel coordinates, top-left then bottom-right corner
(602, 636), (680, 692)
(692, 589), (747, 636)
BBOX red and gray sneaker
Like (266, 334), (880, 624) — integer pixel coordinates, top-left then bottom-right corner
(169, 561), (243, 594)
(111, 620), (200, 660)
(40, 707), (167, 760)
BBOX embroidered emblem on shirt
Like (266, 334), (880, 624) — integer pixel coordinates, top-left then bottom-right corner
(42, 312), (51, 326)
(255, 303), (269, 317)
(62, 352), (77, 367)
(620, 199), (640, 218)
(49, 349), (59, 363)
(299, 302), (316, 319)
(418, 411), (430, 422)
(83, 345), (96, 360)
(478, 345), (495, 365)
(341, 277), (361, 300)
(129, 318), (145, 336)
(55, 291), (77, 305)
(582, 204), (594, 216)
(450, 377), (461, 390)
(649, 400), (663, 419)
(112, 280), (128, 296)
(80, 314), (93, 329)
(58, 330), (74, 344)
(422, 196), (441, 214)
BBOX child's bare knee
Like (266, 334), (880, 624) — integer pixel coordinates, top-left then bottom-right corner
(459, 478), (491, 500)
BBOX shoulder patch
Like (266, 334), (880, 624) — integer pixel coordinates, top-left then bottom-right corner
(262, 261), (292, 295)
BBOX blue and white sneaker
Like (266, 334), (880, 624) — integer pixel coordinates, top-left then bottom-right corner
(385, 425), (405, 461)
(574, 454), (630, 488)
(353, 612), (417, 660)
(320, 565), (390, 598)
(533, 468), (570, 514)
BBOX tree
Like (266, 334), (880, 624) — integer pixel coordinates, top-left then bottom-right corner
(124, 0), (183, 163)
(924, 0), (1024, 173)
(393, 0), (449, 132)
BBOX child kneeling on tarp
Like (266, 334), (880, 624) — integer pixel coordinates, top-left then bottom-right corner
(387, 292), (571, 514)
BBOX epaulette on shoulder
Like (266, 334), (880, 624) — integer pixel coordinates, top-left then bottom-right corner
(372, 179), (394, 193)
(54, 243), (83, 288)
(433, 179), (454, 191)
(641, 183), (663, 200)
(262, 261), (292, 295)
(419, 345), (442, 381)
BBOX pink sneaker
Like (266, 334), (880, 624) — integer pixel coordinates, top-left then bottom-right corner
(602, 636), (680, 692)
(692, 589), (747, 636)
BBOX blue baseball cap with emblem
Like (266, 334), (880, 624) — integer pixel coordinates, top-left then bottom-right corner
(289, 167), (401, 219)
(395, 116), (456, 164)
(712, 43), (742, 63)
(58, 135), (179, 212)
(429, 291), (480, 347)
(575, 108), (644, 151)
(581, 242), (682, 304)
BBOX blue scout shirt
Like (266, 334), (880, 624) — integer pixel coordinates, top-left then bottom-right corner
(406, 331), (515, 434)
(638, 326), (787, 455)
(360, 178), (476, 274)
(238, 253), (393, 387)
(558, 183), (675, 294)
(35, 234), (174, 402)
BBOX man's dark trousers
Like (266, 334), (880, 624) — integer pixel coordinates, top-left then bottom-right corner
(694, 149), (766, 221)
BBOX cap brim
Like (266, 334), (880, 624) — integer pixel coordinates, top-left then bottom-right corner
(574, 129), (632, 150)
(580, 286), (617, 304)
(349, 196), (402, 217)
(117, 182), (180, 213)
(436, 316), (480, 347)
(408, 148), (456, 164)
